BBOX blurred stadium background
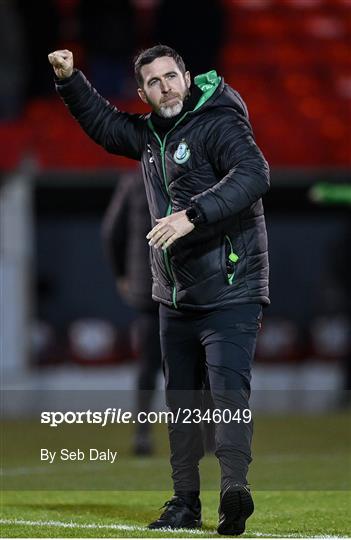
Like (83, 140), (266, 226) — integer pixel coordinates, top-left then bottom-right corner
(1, 0), (350, 416)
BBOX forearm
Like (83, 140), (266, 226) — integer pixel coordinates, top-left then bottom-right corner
(191, 156), (270, 225)
(55, 70), (142, 159)
(56, 70), (120, 150)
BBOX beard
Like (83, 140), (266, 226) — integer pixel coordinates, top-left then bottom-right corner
(157, 86), (190, 118)
(158, 100), (183, 118)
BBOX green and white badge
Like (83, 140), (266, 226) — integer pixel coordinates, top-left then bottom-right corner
(173, 140), (191, 164)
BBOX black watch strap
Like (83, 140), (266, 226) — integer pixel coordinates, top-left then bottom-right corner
(185, 205), (204, 225)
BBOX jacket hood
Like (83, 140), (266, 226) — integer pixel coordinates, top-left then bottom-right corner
(193, 70), (249, 118)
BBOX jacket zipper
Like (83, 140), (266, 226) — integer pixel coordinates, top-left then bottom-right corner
(148, 113), (188, 308)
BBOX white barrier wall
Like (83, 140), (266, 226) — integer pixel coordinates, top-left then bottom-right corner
(0, 172), (34, 376)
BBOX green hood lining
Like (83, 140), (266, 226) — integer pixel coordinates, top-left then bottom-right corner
(193, 70), (221, 111)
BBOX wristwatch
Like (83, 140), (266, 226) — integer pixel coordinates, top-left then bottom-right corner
(185, 205), (204, 226)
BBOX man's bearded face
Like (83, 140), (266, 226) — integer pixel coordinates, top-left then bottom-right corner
(138, 57), (191, 118)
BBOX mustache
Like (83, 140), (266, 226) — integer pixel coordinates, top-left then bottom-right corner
(160, 94), (181, 104)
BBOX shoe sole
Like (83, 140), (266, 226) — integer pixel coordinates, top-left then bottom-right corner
(217, 486), (254, 535)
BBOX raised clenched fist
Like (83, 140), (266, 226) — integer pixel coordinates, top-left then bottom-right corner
(48, 49), (74, 79)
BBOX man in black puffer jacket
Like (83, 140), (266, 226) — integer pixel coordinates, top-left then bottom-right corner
(48, 44), (270, 535)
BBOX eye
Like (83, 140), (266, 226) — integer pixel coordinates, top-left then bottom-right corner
(167, 73), (176, 79)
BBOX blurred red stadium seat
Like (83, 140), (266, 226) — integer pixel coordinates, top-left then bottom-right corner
(0, 0), (350, 170)
(220, 0), (351, 166)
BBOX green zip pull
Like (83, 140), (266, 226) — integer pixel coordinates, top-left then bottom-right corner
(229, 252), (239, 263)
(225, 235), (239, 285)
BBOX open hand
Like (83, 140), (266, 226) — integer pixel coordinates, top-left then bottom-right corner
(147, 210), (194, 250)
(48, 49), (74, 79)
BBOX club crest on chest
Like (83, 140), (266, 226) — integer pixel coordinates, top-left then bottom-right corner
(173, 140), (191, 164)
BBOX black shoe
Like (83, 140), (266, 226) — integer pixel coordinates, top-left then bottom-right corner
(148, 496), (202, 530)
(217, 484), (254, 535)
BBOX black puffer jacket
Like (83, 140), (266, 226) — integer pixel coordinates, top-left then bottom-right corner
(56, 69), (270, 310)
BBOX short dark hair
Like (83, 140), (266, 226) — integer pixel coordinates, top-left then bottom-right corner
(134, 44), (186, 87)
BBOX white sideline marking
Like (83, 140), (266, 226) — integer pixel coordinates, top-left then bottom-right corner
(0, 519), (345, 538)
(251, 533), (344, 539)
(0, 519), (213, 535)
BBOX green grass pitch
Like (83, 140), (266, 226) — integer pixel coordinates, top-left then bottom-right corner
(1, 490), (350, 538)
(1, 413), (350, 537)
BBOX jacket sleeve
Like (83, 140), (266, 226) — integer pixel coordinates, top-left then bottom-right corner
(55, 70), (144, 160)
(191, 110), (270, 224)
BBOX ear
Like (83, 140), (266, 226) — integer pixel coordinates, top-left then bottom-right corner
(137, 87), (148, 104)
(185, 71), (191, 89)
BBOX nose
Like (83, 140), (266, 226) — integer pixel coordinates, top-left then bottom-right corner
(160, 78), (171, 93)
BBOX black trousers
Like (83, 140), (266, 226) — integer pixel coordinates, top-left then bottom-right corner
(159, 302), (262, 493)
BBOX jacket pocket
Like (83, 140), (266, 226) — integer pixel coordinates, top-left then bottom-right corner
(223, 234), (240, 285)
(151, 246), (171, 285)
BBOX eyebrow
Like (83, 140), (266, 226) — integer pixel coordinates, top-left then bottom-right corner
(147, 71), (178, 86)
